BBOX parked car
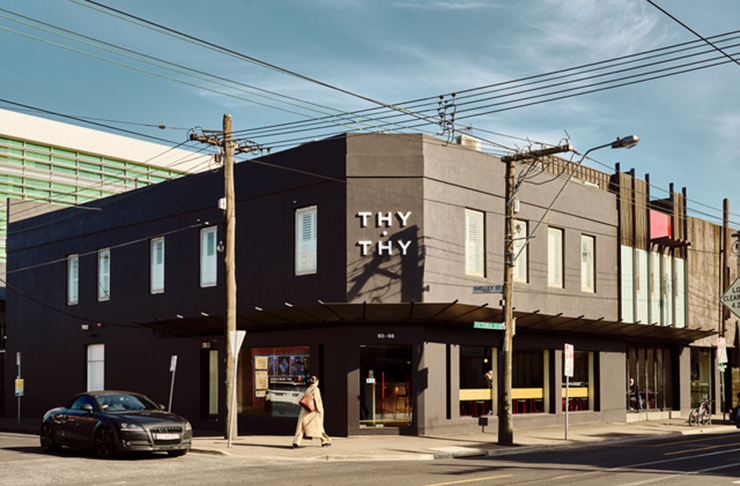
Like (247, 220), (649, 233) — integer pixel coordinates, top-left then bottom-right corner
(39, 390), (192, 459)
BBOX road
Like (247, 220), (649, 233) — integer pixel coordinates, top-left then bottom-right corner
(2, 431), (740, 485)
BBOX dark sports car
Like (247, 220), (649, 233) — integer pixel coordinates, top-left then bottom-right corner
(39, 391), (192, 459)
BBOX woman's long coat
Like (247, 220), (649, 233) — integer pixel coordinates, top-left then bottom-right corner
(295, 383), (325, 439)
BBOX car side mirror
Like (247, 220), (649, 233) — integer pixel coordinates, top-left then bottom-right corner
(81, 404), (94, 414)
(159, 404), (166, 411)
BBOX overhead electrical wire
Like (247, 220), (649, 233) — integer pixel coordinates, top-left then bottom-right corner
(5, 3), (739, 161)
(73, 0), (442, 128)
(2, 4), (738, 223)
(645, 0), (740, 69)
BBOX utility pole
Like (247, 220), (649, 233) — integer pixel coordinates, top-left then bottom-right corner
(499, 144), (573, 446)
(498, 136), (637, 446)
(190, 115), (262, 442)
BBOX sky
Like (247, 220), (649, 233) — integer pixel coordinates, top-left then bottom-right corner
(1, 0), (739, 226)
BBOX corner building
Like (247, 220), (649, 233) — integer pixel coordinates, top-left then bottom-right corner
(5, 132), (727, 436)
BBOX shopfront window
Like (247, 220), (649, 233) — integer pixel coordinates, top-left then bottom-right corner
(513, 349), (549, 414)
(360, 344), (412, 428)
(627, 345), (673, 411)
(459, 346), (496, 417)
(562, 351), (595, 412)
(690, 347), (712, 409)
(238, 346), (310, 417)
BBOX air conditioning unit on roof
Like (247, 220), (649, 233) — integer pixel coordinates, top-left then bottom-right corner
(455, 134), (481, 151)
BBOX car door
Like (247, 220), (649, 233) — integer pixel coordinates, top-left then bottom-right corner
(64, 395), (100, 447)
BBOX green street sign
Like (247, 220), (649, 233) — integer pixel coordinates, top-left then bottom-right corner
(473, 321), (505, 330)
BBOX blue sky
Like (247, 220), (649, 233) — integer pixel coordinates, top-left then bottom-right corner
(1, 0), (739, 225)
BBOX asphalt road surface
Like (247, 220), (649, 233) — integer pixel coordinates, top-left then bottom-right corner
(2, 431), (740, 486)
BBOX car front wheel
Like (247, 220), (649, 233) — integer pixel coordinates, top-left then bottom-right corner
(94, 426), (117, 459)
(40, 423), (61, 452)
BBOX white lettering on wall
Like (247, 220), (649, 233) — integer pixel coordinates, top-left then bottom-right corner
(355, 211), (414, 257)
(358, 241), (373, 256)
(357, 212), (372, 228)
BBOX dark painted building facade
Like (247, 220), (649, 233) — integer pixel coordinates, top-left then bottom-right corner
(3, 132), (726, 437)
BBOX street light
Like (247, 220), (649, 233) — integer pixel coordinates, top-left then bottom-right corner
(498, 135), (640, 446)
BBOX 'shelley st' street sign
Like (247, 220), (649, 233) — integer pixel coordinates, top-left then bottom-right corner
(720, 277), (740, 319)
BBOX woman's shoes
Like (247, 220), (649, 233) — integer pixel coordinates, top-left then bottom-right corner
(321, 442), (331, 447)
(292, 444), (299, 449)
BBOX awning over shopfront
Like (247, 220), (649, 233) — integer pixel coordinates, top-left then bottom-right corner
(138, 301), (716, 344)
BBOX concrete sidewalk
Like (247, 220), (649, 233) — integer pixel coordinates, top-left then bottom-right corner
(189, 417), (740, 462)
(3, 416), (738, 462)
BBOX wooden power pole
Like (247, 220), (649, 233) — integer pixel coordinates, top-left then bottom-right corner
(190, 114), (260, 442)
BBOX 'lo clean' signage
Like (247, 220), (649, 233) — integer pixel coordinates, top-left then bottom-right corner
(721, 277), (740, 319)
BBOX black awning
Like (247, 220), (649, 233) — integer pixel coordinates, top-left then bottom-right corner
(137, 301), (716, 345)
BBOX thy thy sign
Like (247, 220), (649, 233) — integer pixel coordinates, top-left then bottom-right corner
(721, 277), (740, 319)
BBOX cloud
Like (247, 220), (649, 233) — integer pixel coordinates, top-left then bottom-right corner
(517, 0), (671, 66)
(395, 1), (504, 10)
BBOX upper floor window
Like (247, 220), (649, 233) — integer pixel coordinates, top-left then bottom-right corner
(67, 254), (79, 305)
(465, 209), (485, 277)
(548, 227), (563, 288)
(581, 235), (595, 292)
(295, 206), (317, 276)
(513, 219), (528, 283)
(98, 248), (110, 301)
(151, 237), (165, 294)
(200, 226), (218, 287)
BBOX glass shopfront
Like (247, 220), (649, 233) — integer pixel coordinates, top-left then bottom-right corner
(627, 345), (673, 411)
(690, 347), (713, 409)
(562, 351), (595, 412)
(359, 344), (413, 428)
(459, 346), (496, 417)
(238, 345), (311, 418)
(513, 349), (549, 414)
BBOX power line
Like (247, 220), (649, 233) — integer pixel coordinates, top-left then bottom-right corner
(645, 0), (740, 68)
(74, 0), (441, 128)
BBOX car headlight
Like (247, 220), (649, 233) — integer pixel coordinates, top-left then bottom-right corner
(185, 421), (192, 431)
(119, 422), (144, 432)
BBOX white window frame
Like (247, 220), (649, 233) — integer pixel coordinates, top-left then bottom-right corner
(151, 237), (165, 294)
(465, 209), (485, 277)
(200, 226), (218, 288)
(295, 206), (317, 276)
(513, 219), (528, 283)
(97, 248), (110, 301)
(581, 234), (595, 292)
(548, 227), (563, 288)
(67, 254), (79, 305)
(87, 344), (105, 392)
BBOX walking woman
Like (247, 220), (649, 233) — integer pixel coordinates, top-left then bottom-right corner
(292, 376), (331, 448)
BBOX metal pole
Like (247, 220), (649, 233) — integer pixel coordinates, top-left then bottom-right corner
(17, 352), (21, 427)
(168, 356), (177, 412)
(565, 375), (570, 440)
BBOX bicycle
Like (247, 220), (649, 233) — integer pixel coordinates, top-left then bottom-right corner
(688, 396), (711, 426)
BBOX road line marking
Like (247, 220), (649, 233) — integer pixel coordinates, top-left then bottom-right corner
(649, 436), (726, 447)
(424, 474), (513, 486)
(663, 440), (740, 456)
(614, 461), (740, 486)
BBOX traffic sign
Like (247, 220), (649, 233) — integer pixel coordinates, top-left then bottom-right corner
(720, 277), (740, 319)
(473, 321), (505, 330)
(718, 337), (728, 365)
(564, 344), (574, 378)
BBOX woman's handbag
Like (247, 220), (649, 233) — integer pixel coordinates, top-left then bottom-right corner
(299, 392), (316, 412)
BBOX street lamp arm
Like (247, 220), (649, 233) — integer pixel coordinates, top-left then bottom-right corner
(512, 136), (640, 264)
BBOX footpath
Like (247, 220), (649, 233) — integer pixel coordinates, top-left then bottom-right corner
(2, 416), (738, 462)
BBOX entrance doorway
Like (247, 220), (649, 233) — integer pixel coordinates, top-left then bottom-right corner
(359, 344), (412, 428)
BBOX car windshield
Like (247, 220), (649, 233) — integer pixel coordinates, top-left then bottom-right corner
(95, 393), (159, 412)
